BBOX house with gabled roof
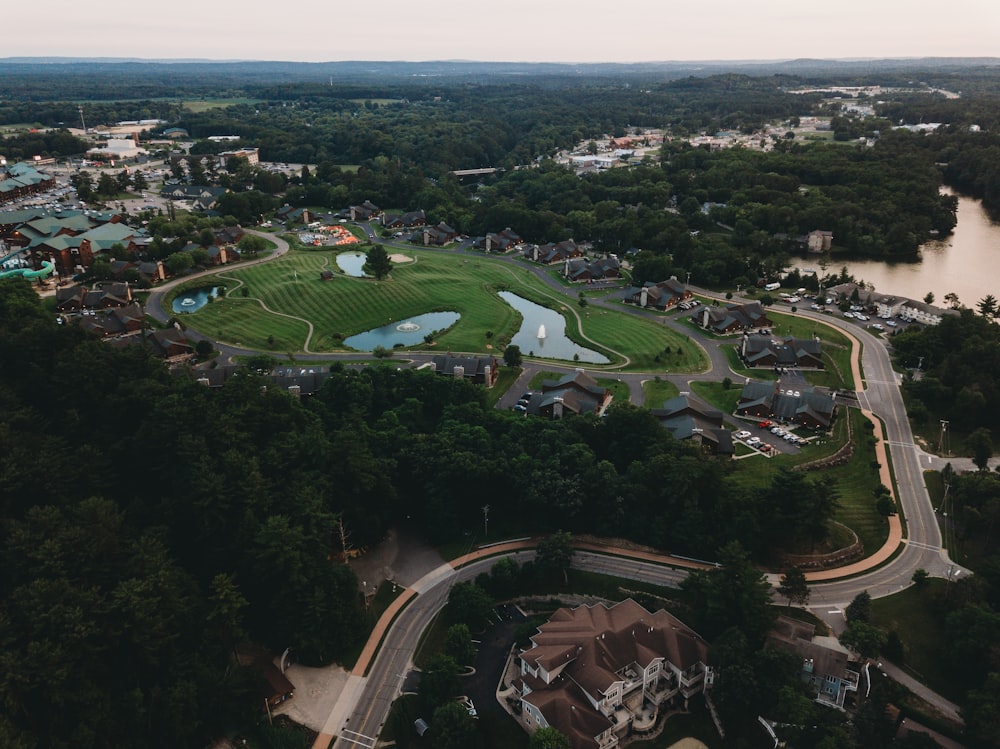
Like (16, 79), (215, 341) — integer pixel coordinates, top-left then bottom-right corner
(423, 221), (458, 246)
(349, 200), (381, 221)
(767, 616), (860, 710)
(524, 370), (612, 419)
(695, 301), (771, 335)
(564, 256), (621, 283)
(526, 239), (583, 265)
(473, 227), (523, 253)
(651, 394), (733, 456)
(384, 209), (427, 229)
(740, 336), (823, 370)
(625, 277), (690, 310)
(515, 600), (712, 749)
(736, 382), (836, 430)
(275, 204), (310, 224)
(430, 354), (499, 387)
(160, 185), (228, 210)
(0, 162), (55, 204)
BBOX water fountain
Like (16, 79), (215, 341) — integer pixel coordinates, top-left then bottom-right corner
(537, 324), (546, 339)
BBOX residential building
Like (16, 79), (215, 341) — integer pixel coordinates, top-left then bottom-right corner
(736, 382), (836, 430)
(526, 239), (583, 265)
(767, 616), (860, 710)
(472, 227), (523, 253)
(219, 147), (260, 166)
(564, 256), (621, 283)
(423, 221), (458, 246)
(515, 599), (712, 749)
(625, 277), (690, 310)
(695, 302), (771, 335)
(430, 354), (500, 387)
(806, 230), (834, 253)
(651, 394), (734, 456)
(384, 209), (427, 229)
(740, 336), (824, 369)
(524, 371), (612, 419)
(875, 295), (955, 326)
(160, 185), (228, 211)
(349, 200), (381, 221)
(0, 162), (56, 205)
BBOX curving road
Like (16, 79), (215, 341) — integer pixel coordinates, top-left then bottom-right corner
(142, 226), (966, 745)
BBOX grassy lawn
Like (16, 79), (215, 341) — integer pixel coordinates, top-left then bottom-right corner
(870, 580), (964, 702)
(723, 408), (890, 555)
(174, 249), (703, 372)
(642, 378), (680, 408)
(689, 380), (743, 414)
(181, 97), (261, 112)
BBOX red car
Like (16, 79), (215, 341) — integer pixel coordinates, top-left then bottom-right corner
(758, 420), (772, 429)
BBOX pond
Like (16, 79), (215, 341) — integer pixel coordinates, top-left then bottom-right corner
(499, 291), (610, 364)
(344, 311), (460, 351)
(172, 286), (223, 313)
(336, 251), (368, 277)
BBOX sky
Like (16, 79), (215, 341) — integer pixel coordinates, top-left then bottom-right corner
(7, 0), (1000, 63)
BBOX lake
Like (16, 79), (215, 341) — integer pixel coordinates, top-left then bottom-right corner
(343, 311), (460, 351)
(798, 190), (1000, 308)
(336, 251), (367, 277)
(499, 291), (610, 364)
(172, 286), (223, 313)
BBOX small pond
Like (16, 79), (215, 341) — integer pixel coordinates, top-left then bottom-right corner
(344, 311), (460, 351)
(336, 251), (368, 277)
(499, 291), (610, 364)
(172, 286), (223, 313)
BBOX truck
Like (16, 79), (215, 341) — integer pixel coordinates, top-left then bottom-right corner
(764, 282), (781, 291)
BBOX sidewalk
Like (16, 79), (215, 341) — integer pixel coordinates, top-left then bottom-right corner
(877, 660), (964, 725)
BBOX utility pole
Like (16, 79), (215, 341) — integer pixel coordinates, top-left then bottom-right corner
(482, 505), (490, 537)
(78, 105), (87, 134)
(938, 419), (950, 456)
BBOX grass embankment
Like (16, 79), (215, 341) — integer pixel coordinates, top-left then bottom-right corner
(642, 378), (680, 408)
(708, 405), (889, 556)
(184, 249), (704, 372)
(870, 579), (963, 703)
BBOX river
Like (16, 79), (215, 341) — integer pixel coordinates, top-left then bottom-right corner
(798, 191), (1000, 308)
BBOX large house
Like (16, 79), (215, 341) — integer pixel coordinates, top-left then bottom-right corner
(525, 239), (583, 265)
(349, 200), (381, 221)
(515, 600), (712, 749)
(739, 336), (824, 370)
(564, 256), (621, 283)
(874, 295), (955, 326)
(695, 302), (771, 335)
(384, 209), (427, 229)
(736, 382), (836, 430)
(474, 227), (524, 253)
(767, 616), (861, 710)
(524, 371), (612, 419)
(423, 221), (458, 246)
(651, 394), (734, 456)
(430, 354), (499, 387)
(625, 277), (691, 310)
(160, 185), (228, 211)
(0, 162), (56, 204)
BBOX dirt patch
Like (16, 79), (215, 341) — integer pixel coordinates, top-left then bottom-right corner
(666, 740), (709, 749)
(348, 526), (446, 591)
(272, 661), (350, 732)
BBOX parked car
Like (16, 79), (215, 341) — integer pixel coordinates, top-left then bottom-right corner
(735, 430), (751, 440)
(758, 420), (772, 428)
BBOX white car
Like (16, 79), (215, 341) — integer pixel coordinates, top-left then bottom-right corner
(735, 430), (751, 440)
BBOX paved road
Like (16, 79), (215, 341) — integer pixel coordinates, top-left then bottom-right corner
(145, 227), (967, 740)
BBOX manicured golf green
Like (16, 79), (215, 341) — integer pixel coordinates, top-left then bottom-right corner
(173, 248), (708, 372)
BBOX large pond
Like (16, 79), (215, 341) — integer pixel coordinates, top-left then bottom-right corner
(344, 311), (460, 351)
(336, 251), (368, 277)
(172, 286), (223, 313)
(499, 291), (610, 364)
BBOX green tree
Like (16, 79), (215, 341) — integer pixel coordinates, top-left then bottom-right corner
(964, 672), (1000, 746)
(164, 252), (194, 277)
(681, 541), (774, 643)
(431, 700), (480, 749)
(237, 233), (268, 257)
(363, 244), (393, 280)
(846, 590), (872, 623)
(839, 621), (887, 659)
(529, 726), (572, 749)
(116, 169), (131, 193)
(911, 568), (930, 589)
(777, 566), (810, 607)
(96, 171), (119, 197)
(447, 582), (493, 631)
(924, 291), (935, 305)
(132, 170), (148, 192)
(968, 427), (994, 471)
(419, 655), (460, 713)
(503, 344), (522, 368)
(444, 623), (477, 667)
(536, 530), (575, 584)
(977, 294), (998, 317)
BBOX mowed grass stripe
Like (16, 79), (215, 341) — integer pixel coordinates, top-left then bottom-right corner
(186, 249), (698, 367)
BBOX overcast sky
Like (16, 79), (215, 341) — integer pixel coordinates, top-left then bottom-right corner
(7, 0), (999, 63)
